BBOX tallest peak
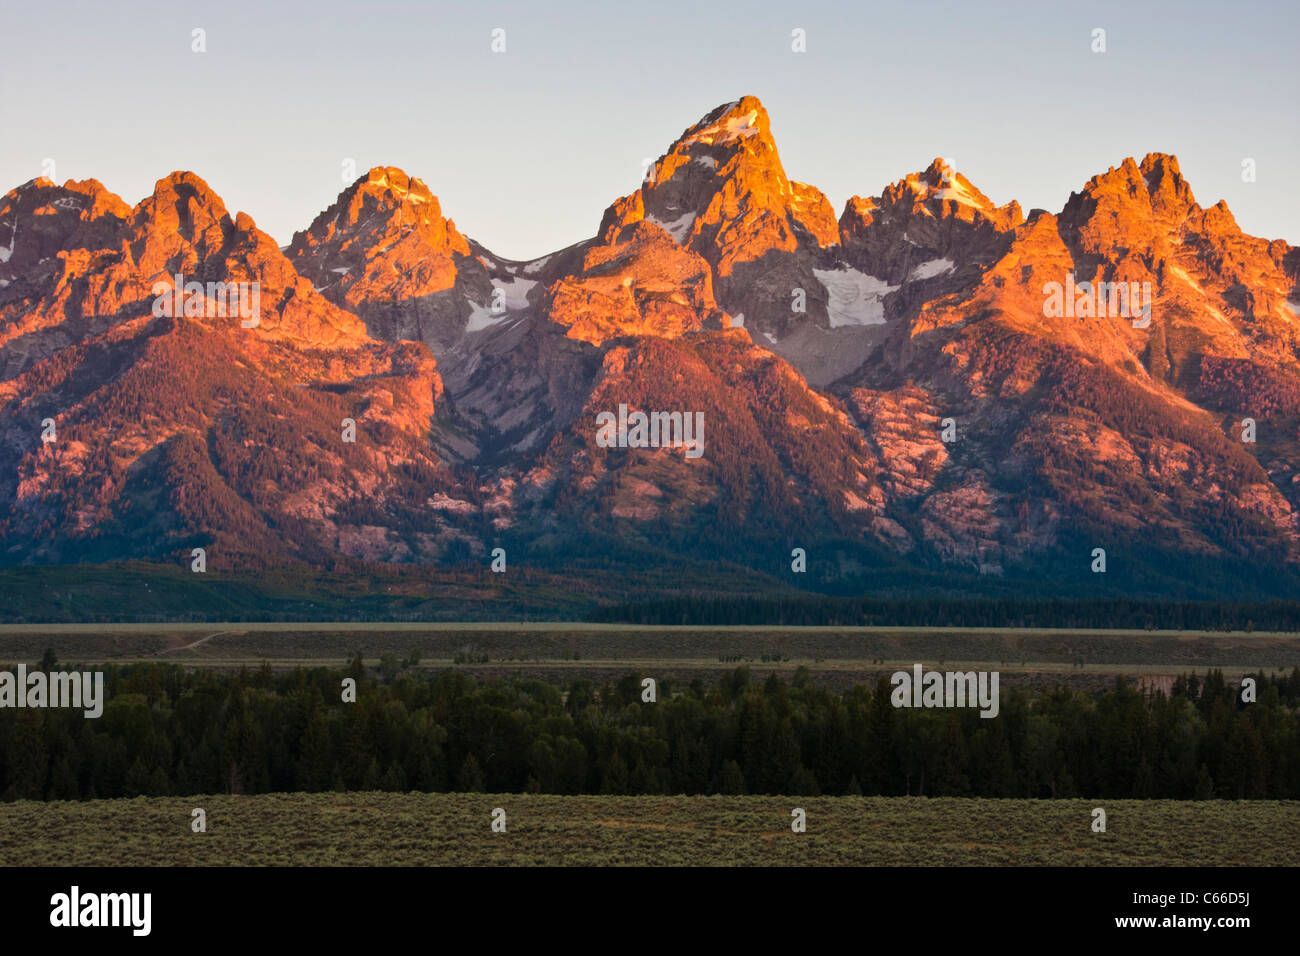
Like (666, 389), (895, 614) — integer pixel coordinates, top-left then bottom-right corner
(721, 94), (766, 116)
(706, 94), (767, 118)
(597, 93), (837, 269)
(679, 95), (771, 148)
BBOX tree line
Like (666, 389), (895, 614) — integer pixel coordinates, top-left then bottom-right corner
(1, 659), (1297, 802)
(587, 595), (1300, 630)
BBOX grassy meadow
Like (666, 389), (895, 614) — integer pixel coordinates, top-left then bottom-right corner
(0, 793), (1294, 866)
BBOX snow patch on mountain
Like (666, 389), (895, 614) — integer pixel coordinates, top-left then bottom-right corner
(931, 169), (983, 207)
(909, 258), (955, 281)
(647, 211), (697, 244)
(813, 267), (897, 327)
(464, 300), (506, 333)
(497, 276), (537, 309)
(684, 110), (760, 147)
(0, 222), (16, 263)
(905, 166), (984, 210)
(465, 277), (537, 332)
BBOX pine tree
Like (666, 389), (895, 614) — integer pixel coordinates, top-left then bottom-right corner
(789, 765), (820, 796)
(1195, 763), (1215, 800)
(457, 753), (485, 793)
(48, 755), (79, 801)
(716, 759), (746, 795)
(5, 712), (48, 801)
(628, 757), (658, 795)
(381, 761), (407, 792)
(600, 752), (629, 794)
(124, 756), (152, 797)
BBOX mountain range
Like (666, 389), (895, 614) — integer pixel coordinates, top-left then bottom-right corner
(3, 95), (1299, 609)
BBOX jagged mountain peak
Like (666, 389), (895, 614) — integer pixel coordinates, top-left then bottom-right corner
(675, 95), (773, 151)
(0, 177), (131, 282)
(349, 166), (444, 219)
(144, 170), (229, 213)
(286, 165), (493, 356)
(289, 166), (472, 284)
(4, 176), (131, 216)
(130, 171), (237, 249)
(1056, 151), (1212, 279)
(361, 165), (430, 192)
(1, 176), (131, 232)
(598, 95), (836, 281)
(290, 166), (466, 258)
(850, 159), (1022, 234)
(1071, 152), (1196, 217)
(6, 97), (1299, 594)
(833, 160), (1023, 317)
(1139, 151), (1184, 182)
(916, 156), (962, 188)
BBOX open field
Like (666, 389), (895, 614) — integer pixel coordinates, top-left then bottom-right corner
(1, 623), (1297, 691)
(0, 793), (1294, 866)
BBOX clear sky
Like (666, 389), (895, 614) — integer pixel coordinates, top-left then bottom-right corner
(2, 0), (1296, 260)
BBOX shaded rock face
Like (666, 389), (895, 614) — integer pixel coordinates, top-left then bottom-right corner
(838, 158), (1023, 299)
(2, 95), (1299, 595)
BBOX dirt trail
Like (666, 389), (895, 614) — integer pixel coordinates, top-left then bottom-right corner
(160, 631), (235, 654)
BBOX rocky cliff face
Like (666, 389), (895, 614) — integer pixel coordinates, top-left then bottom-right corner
(288, 166), (494, 353)
(0, 172), (470, 569)
(2, 95), (1297, 596)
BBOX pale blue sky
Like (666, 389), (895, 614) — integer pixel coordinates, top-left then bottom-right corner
(2, 0), (1296, 260)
